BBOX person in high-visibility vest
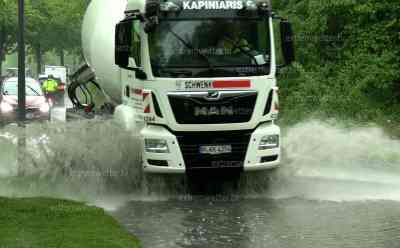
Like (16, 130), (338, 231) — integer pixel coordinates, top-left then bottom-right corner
(42, 75), (59, 105)
(42, 75), (59, 93)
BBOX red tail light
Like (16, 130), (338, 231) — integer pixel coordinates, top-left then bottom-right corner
(58, 83), (66, 91)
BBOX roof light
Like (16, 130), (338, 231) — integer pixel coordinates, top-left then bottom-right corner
(245, 0), (257, 10)
(160, 2), (181, 12)
(257, 0), (271, 12)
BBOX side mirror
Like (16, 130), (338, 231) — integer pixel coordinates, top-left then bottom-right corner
(115, 20), (148, 80)
(134, 68), (148, 80)
(115, 21), (133, 68)
(280, 20), (295, 65)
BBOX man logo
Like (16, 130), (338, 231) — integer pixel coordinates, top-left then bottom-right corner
(194, 106), (235, 116)
(205, 90), (220, 101)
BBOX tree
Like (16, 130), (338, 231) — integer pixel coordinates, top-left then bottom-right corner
(0, 0), (17, 78)
(25, 0), (87, 73)
(47, 0), (87, 66)
(25, 0), (56, 75)
(272, 0), (400, 123)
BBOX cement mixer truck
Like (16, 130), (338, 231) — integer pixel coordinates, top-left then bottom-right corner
(73, 0), (295, 174)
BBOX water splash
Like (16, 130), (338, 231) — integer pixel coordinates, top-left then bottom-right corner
(1, 119), (400, 206)
(267, 120), (400, 202)
(0, 120), (143, 207)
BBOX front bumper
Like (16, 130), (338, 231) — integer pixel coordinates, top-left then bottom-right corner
(141, 123), (281, 174)
(242, 123), (281, 171)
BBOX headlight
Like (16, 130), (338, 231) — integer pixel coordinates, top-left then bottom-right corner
(0, 102), (13, 113)
(145, 139), (170, 153)
(40, 103), (50, 113)
(259, 135), (279, 150)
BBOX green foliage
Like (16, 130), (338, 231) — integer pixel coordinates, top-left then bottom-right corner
(25, 0), (87, 73)
(0, 0), (87, 75)
(274, 0), (400, 125)
(0, 0), (18, 75)
(31, 0), (87, 53)
(24, 0), (87, 53)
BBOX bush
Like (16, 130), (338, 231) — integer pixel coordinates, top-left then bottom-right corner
(274, 0), (400, 125)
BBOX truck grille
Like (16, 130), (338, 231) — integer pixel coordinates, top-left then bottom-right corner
(174, 130), (252, 170)
(168, 91), (257, 124)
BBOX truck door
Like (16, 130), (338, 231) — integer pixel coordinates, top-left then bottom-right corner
(120, 19), (144, 121)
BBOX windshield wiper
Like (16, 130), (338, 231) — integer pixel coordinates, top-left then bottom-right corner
(151, 63), (194, 77)
(160, 69), (193, 77)
(195, 68), (242, 77)
(165, 26), (214, 71)
(26, 85), (41, 96)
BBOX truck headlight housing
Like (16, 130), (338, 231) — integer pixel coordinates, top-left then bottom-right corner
(259, 135), (279, 150)
(145, 139), (170, 153)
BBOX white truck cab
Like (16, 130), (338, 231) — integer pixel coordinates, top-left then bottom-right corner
(80, 0), (295, 174)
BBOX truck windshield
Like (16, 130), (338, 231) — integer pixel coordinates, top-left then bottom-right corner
(149, 19), (271, 78)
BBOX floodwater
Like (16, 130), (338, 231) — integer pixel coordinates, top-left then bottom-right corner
(111, 121), (400, 248)
(113, 197), (400, 248)
(1, 119), (400, 247)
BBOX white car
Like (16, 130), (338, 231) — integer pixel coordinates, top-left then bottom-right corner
(0, 77), (51, 124)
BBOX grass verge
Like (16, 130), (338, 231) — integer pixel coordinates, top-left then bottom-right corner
(0, 197), (140, 248)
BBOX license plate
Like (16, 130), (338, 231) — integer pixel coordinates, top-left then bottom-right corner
(26, 113), (34, 119)
(199, 145), (232, 155)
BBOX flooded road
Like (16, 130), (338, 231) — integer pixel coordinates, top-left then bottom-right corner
(1, 120), (400, 247)
(112, 197), (400, 248)
(110, 121), (400, 248)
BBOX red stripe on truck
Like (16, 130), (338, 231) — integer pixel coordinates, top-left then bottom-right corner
(143, 92), (150, 100)
(144, 105), (151, 113)
(212, 80), (251, 88)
